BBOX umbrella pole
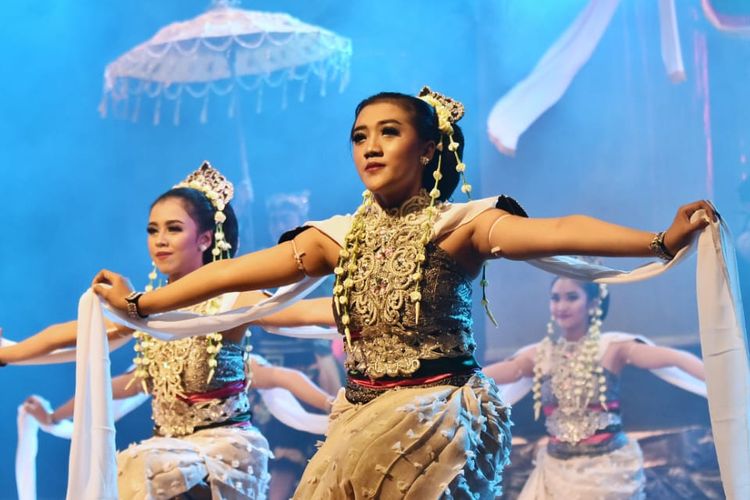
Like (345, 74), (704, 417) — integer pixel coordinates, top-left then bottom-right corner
(233, 92), (256, 252)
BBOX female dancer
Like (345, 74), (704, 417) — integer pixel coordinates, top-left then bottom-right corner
(2, 162), (336, 499)
(93, 89), (716, 498)
(484, 276), (706, 499)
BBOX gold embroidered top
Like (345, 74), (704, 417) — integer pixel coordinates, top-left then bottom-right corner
(133, 295), (248, 437)
(334, 193), (476, 379)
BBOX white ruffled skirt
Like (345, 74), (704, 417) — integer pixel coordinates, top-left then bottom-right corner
(294, 374), (511, 499)
(518, 439), (645, 500)
(117, 425), (271, 499)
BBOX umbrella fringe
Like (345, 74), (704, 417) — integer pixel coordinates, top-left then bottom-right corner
(298, 76), (308, 103)
(200, 94), (209, 124)
(98, 94), (108, 119)
(228, 90), (237, 119)
(255, 86), (263, 114)
(153, 97), (161, 126)
(281, 80), (289, 110)
(131, 94), (141, 123)
(173, 93), (182, 126)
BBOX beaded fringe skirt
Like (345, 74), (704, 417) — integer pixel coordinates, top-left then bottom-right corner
(518, 439), (645, 500)
(294, 373), (511, 499)
(117, 425), (271, 499)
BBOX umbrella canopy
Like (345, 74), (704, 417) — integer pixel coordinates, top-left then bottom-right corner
(100, 2), (352, 123)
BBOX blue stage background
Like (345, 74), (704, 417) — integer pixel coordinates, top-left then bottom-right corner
(0, 1), (747, 496)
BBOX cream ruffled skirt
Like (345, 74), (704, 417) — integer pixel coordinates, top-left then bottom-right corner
(518, 439), (645, 500)
(294, 374), (511, 499)
(117, 425), (271, 499)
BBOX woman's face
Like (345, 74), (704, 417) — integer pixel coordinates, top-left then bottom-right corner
(549, 278), (594, 335)
(351, 101), (434, 206)
(147, 197), (211, 280)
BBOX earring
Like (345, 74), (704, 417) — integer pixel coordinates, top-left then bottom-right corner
(199, 244), (208, 252)
(146, 261), (158, 292)
(419, 156), (430, 166)
(547, 315), (555, 336)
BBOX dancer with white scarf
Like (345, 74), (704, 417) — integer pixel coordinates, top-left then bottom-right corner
(1, 162), (338, 499)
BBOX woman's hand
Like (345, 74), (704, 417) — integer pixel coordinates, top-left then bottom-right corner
(663, 200), (718, 256)
(23, 396), (55, 426)
(91, 270), (134, 313)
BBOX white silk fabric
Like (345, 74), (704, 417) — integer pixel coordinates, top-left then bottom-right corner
(67, 290), (118, 499)
(16, 393), (148, 500)
(487, 0), (686, 155)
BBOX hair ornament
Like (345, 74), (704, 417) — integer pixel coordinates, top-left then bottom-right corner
(175, 161), (235, 260)
(418, 86), (464, 131)
(418, 86), (497, 324)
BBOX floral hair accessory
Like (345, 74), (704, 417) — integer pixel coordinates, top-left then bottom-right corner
(418, 86), (494, 324)
(175, 161), (235, 261)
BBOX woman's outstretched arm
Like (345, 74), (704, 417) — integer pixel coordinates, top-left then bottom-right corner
(0, 320), (132, 365)
(251, 359), (333, 411)
(23, 371), (141, 425)
(619, 341), (705, 380)
(93, 229), (339, 316)
(472, 200), (716, 260)
(257, 297), (336, 328)
(482, 347), (536, 384)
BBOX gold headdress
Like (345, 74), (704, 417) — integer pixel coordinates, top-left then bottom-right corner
(177, 161), (234, 208)
(176, 161), (235, 260)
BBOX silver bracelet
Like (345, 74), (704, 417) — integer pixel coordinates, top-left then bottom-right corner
(650, 231), (674, 261)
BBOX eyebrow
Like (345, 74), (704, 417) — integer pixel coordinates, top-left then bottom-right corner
(352, 119), (403, 133)
(148, 219), (185, 226)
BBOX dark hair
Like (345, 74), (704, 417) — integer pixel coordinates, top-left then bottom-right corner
(151, 187), (239, 264)
(551, 277), (611, 321)
(352, 92), (464, 201)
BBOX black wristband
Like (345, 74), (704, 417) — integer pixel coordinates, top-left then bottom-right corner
(125, 292), (148, 319)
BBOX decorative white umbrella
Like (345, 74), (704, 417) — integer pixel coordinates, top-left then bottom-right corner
(100, 0), (352, 124)
(100, 0), (352, 247)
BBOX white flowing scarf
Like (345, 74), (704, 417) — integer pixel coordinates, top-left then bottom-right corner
(487, 0), (685, 155)
(68, 199), (747, 499)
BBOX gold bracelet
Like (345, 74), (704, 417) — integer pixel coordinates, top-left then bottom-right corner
(291, 239), (307, 274)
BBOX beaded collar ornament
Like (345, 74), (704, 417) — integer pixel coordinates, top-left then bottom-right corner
(333, 87), (496, 349)
(532, 280), (610, 421)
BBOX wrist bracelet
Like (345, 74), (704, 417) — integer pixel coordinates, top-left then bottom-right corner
(650, 231), (674, 261)
(125, 292), (148, 319)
